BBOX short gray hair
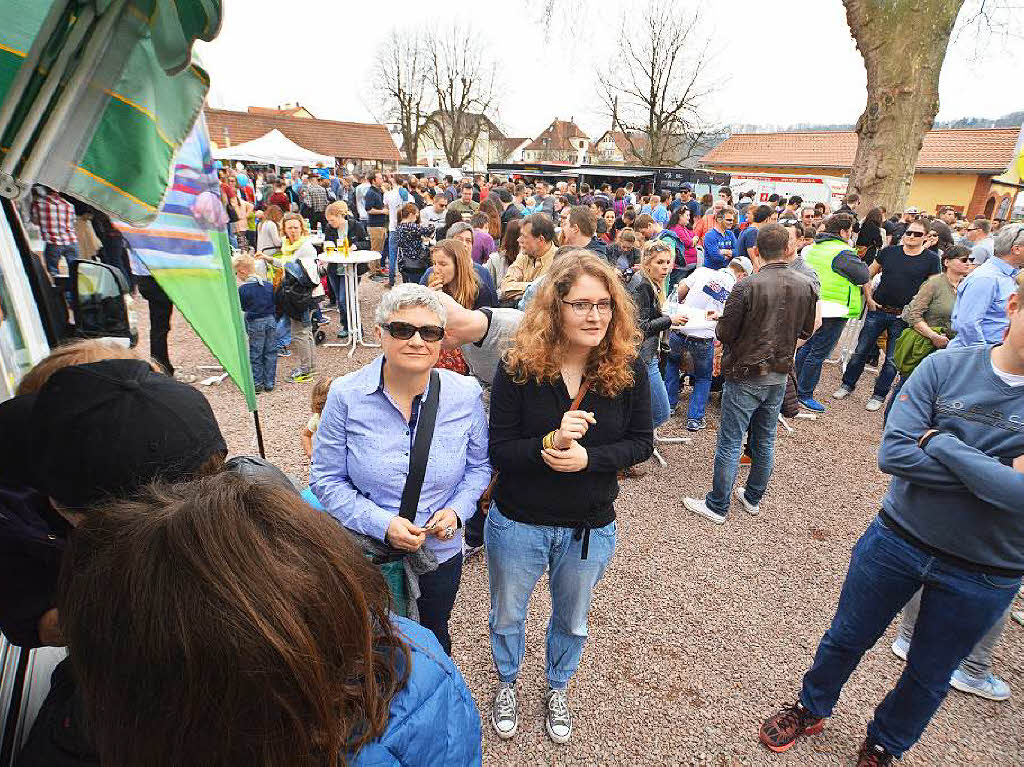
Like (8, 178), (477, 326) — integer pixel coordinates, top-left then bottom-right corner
(994, 222), (1024, 258)
(374, 283), (446, 326)
(448, 222), (472, 238)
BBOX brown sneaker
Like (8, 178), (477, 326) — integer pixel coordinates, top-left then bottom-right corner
(759, 701), (825, 753)
(856, 738), (894, 766)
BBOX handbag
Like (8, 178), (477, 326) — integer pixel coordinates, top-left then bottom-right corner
(476, 377), (592, 517)
(892, 326), (943, 376)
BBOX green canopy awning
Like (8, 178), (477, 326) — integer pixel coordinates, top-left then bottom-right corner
(0, 0), (222, 224)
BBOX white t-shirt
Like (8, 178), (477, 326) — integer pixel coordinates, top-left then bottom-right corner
(384, 188), (404, 231)
(992, 359), (1024, 387)
(673, 267), (737, 339)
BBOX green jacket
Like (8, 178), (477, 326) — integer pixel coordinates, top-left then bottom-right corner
(804, 235), (869, 319)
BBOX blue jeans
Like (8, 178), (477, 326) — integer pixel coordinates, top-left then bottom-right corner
(387, 232), (399, 286)
(485, 503), (616, 689)
(841, 310), (907, 398)
(883, 373), (906, 423)
(800, 516), (1020, 757)
(705, 379), (785, 515)
(275, 315), (291, 350)
(683, 336), (714, 420)
(226, 223), (238, 250)
(794, 317), (847, 400)
(327, 265), (348, 331)
(647, 357), (670, 428)
(245, 315), (278, 390)
(43, 243), (78, 277)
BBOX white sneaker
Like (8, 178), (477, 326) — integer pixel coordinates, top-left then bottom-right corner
(545, 688), (572, 744)
(491, 682), (518, 739)
(683, 497), (726, 524)
(832, 386), (852, 400)
(950, 669), (1011, 701)
(891, 636), (909, 662)
(866, 397), (885, 412)
(734, 486), (760, 515)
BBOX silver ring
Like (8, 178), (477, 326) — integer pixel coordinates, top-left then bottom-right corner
(444, 526), (455, 539)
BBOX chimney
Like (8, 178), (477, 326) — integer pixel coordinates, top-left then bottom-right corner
(222, 127), (230, 147)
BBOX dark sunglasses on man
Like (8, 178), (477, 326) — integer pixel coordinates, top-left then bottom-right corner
(903, 230), (926, 238)
(379, 321), (445, 342)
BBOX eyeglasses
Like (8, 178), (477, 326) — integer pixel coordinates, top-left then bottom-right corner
(903, 231), (925, 238)
(950, 256), (972, 263)
(379, 321), (445, 342)
(562, 299), (614, 317)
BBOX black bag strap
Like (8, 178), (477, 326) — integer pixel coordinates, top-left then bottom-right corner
(398, 369), (441, 522)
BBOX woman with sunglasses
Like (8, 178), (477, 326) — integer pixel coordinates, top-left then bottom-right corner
(310, 284), (491, 654)
(486, 251), (653, 745)
(882, 245), (974, 421)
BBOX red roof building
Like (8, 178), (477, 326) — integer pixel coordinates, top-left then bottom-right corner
(702, 128), (1022, 218)
(522, 119), (591, 165)
(204, 108), (401, 167)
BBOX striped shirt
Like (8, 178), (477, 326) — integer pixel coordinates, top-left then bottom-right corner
(30, 191), (77, 245)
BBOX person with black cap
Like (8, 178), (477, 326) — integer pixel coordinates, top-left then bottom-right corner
(0, 358), (227, 766)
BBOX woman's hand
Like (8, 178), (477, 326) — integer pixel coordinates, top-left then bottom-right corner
(555, 410), (596, 449)
(385, 517), (426, 551)
(542, 441), (589, 472)
(422, 508), (460, 540)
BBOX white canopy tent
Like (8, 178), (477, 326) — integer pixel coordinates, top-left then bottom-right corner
(212, 129), (333, 167)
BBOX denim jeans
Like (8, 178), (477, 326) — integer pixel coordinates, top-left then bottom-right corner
(43, 243), (78, 277)
(485, 503), (616, 689)
(883, 373), (906, 423)
(417, 552), (463, 655)
(226, 223), (238, 250)
(800, 516), (1020, 757)
(276, 315), (292, 350)
(245, 315), (278, 390)
(705, 379), (785, 516)
(647, 357), (670, 428)
(683, 336), (714, 420)
(326, 265), (348, 331)
(664, 331), (686, 408)
(387, 233), (399, 286)
(896, 587), (1012, 681)
(841, 310), (907, 398)
(794, 317), (847, 400)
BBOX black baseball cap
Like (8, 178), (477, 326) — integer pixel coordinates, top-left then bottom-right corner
(0, 359), (226, 508)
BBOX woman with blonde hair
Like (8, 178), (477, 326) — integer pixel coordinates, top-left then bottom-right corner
(427, 239), (497, 374)
(273, 212), (320, 380)
(485, 250), (653, 745)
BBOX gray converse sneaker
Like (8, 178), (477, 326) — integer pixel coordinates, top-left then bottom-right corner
(491, 682), (518, 739)
(545, 687), (572, 744)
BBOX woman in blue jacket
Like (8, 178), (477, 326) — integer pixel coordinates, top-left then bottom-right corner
(58, 472), (482, 767)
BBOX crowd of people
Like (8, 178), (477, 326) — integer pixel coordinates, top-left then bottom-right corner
(3, 163), (1023, 767)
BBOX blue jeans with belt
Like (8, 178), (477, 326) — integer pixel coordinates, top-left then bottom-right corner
(799, 516), (1020, 757)
(485, 503), (616, 689)
(841, 309), (907, 398)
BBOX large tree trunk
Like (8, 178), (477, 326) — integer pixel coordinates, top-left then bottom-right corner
(844, 0), (962, 214)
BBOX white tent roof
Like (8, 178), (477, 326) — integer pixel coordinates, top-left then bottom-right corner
(212, 129), (333, 167)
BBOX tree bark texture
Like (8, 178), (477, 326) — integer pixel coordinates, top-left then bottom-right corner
(844, 0), (962, 213)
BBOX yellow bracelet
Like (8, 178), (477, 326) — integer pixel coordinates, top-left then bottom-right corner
(543, 431), (556, 450)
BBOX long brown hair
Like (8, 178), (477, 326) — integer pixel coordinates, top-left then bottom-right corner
(504, 250), (640, 397)
(479, 196), (502, 240)
(501, 218), (522, 261)
(59, 473), (408, 767)
(432, 238), (479, 308)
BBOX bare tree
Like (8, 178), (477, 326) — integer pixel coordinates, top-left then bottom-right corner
(423, 26), (499, 169)
(597, 0), (717, 167)
(844, 0), (1021, 213)
(370, 28), (432, 166)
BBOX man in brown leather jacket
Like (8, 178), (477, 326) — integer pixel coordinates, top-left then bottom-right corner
(684, 223), (817, 524)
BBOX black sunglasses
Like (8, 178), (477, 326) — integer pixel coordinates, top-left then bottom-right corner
(379, 321), (445, 342)
(903, 231), (926, 237)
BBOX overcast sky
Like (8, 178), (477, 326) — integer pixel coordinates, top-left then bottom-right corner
(196, 0), (1023, 140)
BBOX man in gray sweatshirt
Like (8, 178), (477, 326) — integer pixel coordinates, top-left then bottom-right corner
(759, 277), (1024, 765)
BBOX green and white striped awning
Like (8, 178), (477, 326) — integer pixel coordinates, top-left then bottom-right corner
(0, 0), (221, 224)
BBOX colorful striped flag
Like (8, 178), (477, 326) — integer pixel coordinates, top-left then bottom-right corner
(118, 114), (256, 410)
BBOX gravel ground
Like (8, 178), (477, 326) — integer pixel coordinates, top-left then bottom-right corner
(142, 280), (1023, 766)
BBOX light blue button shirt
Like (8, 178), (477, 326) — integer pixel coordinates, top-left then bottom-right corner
(949, 257), (1019, 348)
(310, 356), (491, 563)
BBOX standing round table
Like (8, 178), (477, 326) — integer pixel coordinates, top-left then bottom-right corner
(319, 250), (382, 357)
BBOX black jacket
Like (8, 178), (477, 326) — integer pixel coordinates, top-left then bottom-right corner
(627, 272), (672, 364)
(0, 484), (69, 648)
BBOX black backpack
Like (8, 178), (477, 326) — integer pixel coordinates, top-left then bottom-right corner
(276, 260), (317, 320)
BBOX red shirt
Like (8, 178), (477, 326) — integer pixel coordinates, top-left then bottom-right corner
(268, 192), (290, 211)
